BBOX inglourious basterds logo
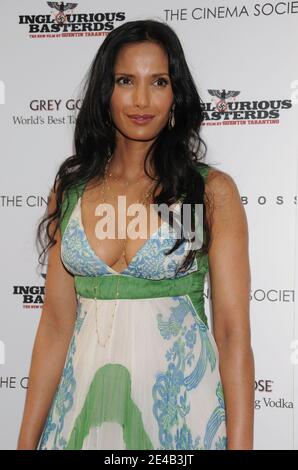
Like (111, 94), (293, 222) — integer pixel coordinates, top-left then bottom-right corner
(202, 89), (292, 126)
(19, 2), (126, 38)
(13, 273), (46, 309)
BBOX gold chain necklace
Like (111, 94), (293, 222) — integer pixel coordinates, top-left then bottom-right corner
(102, 159), (156, 264)
(106, 165), (148, 188)
(93, 158), (156, 348)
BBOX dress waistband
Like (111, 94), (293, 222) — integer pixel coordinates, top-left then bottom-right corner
(74, 269), (208, 326)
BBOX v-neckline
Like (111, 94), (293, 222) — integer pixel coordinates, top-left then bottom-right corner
(78, 186), (175, 275)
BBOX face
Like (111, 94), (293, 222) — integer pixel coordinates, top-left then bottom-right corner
(110, 41), (174, 141)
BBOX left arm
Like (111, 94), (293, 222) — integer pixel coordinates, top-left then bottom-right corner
(205, 169), (255, 450)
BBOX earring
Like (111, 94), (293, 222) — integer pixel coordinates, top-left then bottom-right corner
(168, 104), (175, 130)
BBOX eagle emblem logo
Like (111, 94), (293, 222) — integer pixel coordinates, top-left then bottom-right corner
(207, 89), (240, 113)
(47, 2), (78, 24)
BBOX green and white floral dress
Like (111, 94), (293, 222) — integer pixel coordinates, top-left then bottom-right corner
(37, 165), (227, 450)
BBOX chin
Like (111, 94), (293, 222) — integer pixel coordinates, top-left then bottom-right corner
(117, 126), (158, 141)
(129, 134), (157, 142)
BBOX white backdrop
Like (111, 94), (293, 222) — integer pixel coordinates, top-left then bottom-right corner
(0, 0), (297, 450)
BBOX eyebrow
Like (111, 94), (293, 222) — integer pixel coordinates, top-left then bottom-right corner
(114, 73), (169, 77)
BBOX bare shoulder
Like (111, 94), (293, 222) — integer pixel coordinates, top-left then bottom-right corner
(40, 179), (77, 334)
(204, 168), (247, 237)
(205, 168), (241, 206)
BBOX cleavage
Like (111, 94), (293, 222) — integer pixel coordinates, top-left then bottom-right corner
(80, 183), (165, 273)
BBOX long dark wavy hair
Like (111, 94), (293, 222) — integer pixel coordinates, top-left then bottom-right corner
(36, 19), (215, 274)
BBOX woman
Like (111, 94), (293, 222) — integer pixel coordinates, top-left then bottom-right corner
(17, 19), (254, 450)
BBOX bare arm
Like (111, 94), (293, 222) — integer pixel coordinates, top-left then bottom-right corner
(17, 186), (77, 450)
(206, 169), (255, 450)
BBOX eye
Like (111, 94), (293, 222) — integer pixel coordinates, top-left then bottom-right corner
(115, 76), (131, 86)
(115, 76), (169, 87)
(154, 78), (169, 87)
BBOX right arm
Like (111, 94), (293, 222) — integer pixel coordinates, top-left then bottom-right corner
(17, 186), (77, 450)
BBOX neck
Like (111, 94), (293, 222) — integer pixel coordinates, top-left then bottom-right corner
(108, 138), (156, 181)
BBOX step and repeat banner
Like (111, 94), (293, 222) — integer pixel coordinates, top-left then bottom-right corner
(0, 0), (297, 450)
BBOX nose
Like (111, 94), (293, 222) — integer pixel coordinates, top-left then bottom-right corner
(133, 81), (150, 109)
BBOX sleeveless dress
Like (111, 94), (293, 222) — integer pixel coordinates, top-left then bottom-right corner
(36, 165), (227, 450)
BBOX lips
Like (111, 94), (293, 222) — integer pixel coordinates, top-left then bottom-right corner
(127, 114), (155, 125)
(128, 114), (155, 119)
